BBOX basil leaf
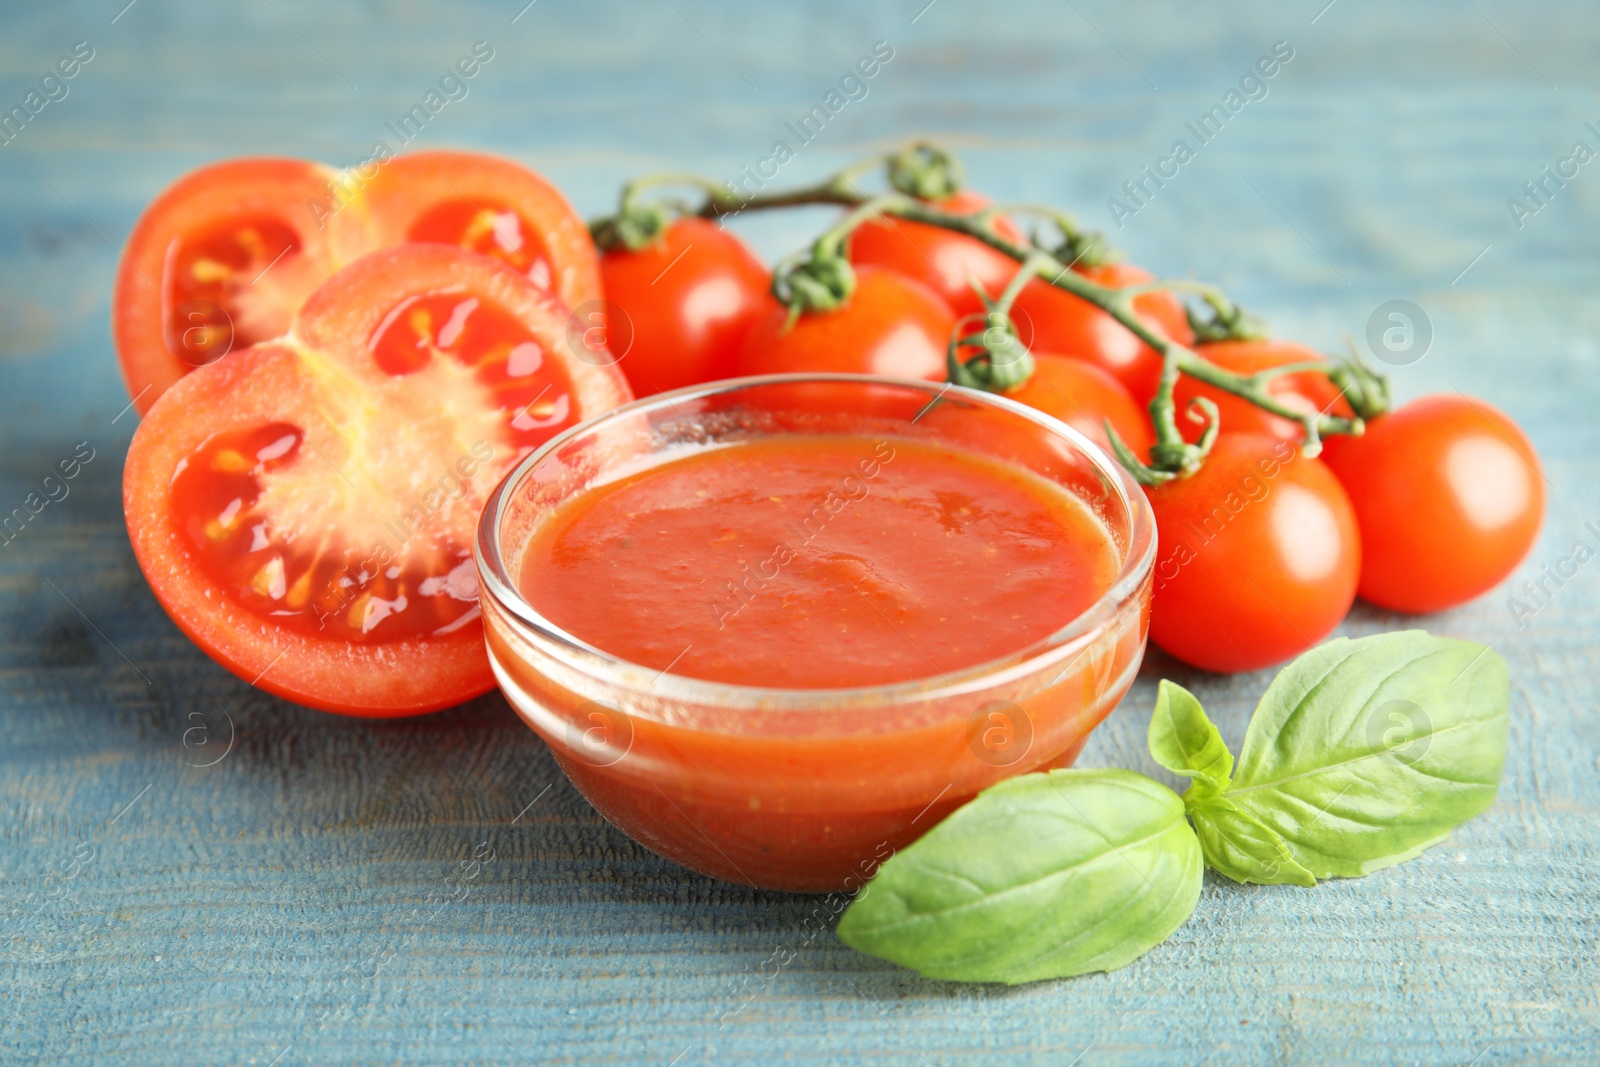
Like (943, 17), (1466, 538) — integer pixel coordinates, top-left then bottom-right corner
(1209, 631), (1509, 882)
(835, 769), (1202, 985)
(1147, 679), (1234, 797)
(1188, 795), (1316, 887)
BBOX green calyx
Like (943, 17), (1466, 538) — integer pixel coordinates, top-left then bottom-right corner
(773, 253), (856, 318)
(1187, 295), (1270, 344)
(888, 142), (965, 201)
(589, 198), (675, 253)
(947, 313), (1036, 394)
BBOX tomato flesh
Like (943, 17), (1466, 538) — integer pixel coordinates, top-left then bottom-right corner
(161, 215), (306, 367)
(406, 198), (556, 288)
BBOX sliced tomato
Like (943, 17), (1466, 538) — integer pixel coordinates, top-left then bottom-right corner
(113, 158), (342, 415)
(123, 245), (632, 716)
(354, 150), (601, 314)
(114, 151), (602, 416)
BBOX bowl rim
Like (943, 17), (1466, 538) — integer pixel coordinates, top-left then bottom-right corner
(474, 373), (1156, 709)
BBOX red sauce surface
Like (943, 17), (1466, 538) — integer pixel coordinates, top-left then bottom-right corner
(519, 435), (1119, 688)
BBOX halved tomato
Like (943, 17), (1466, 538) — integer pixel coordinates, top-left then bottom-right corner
(113, 158), (342, 414)
(113, 151), (601, 416)
(353, 150), (601, 312)
(123, 245), (632, 716)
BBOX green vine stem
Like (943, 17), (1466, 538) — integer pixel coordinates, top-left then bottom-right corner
(597, 146), (1383, 482)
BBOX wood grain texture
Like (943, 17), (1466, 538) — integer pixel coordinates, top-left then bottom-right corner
(2, 1), (1598, 1063)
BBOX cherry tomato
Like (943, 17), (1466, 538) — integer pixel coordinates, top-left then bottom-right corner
(597, 218), (771, 396)
(1009, 262), (1193, 404)
(847, 190), (1026, 318)
(734, 266), (955, 381)
(1146, 435), (1360, 673)
(1321, 395), (1544, 614)
(123, 246), (632, 716)
(1002, 354), (1154, 460)
(1171, 339), (1353, 444)
(114, 151), (601, 415)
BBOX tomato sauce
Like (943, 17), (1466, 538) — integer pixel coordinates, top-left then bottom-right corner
(519, 435), (1120, 688)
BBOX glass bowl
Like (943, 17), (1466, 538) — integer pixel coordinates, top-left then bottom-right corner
(476, 375), (1155, 893)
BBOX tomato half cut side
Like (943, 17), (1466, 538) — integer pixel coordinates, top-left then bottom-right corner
(354, 150), (602, 315)
(124, 245), (632, 716)
(114, 158), (341, 415)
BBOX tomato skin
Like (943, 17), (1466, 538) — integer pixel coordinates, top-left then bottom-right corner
(123, 246), (632, 717)
(1172, 340), (1352, 444)
(1003, 355), (1154, 460)
(1322, 395), (1544, 614)
(733, 266), (956, 380)
(113, 158), (341, 416)
(847, 190), (1026, 318)
(597, 219), (771, 396)
(1146, 435), (1360, 674)
(1010, 262), (1193, 403)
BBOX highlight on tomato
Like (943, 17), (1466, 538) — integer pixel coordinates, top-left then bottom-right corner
(597, 217), (772, 397)
(1172, 339), (1353, 443)
(1145, 434), (1360, 674)
(122, 245), (632, 716)
(733, 265), (955, 381)
(112, 150), (600, 415)
(1322, 394), (1544, 615)
(1009, 261), (1194, 404)
(847, 190), (1025, 318)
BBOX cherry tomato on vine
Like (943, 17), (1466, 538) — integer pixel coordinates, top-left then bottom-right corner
(1146, 434), (1360, 673)
(847, 190), (1025, 318)
(597, 218), (772, 396)
(113, 151), (600, 415)
(733, 266), (955, 380)
(1172, 339), (1353, 444)
(1321, 394), (1543, 615)
(123, 246), (632, 717)
(1010, 262), (1193, 404)
(1003, 355), (1155, 460)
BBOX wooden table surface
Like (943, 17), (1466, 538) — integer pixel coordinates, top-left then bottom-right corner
(3, 1), (1597, 1063)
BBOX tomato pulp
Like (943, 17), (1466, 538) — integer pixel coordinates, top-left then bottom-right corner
(485, 421), (1152, 891)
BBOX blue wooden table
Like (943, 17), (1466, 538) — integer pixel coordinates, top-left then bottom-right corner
(3, 1), (1597, 1063)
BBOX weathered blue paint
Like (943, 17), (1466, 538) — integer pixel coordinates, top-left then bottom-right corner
(1, 1), (1596, 1063)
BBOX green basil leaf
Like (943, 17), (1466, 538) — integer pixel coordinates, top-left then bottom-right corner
(1188, 795), (1316, 887)
(1219, 631), (1509, 881)
(835, 768), (1202, 985)
(1147, 679), (1234, 798)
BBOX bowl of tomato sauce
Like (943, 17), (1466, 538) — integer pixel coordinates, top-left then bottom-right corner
(476, 375), (1155, 893)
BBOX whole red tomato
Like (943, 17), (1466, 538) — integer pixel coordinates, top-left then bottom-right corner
(1322, 394), (1544, 614)
(1010, 262), (1193, 404)
(1172, 339), (1352, 444)
(1146, 434), (1360, 673)
(598, 218), (771, 396)
(1003, 355), (1155, 461)
(847, 190), (1026, 318)
(734, 266), (955, 381)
